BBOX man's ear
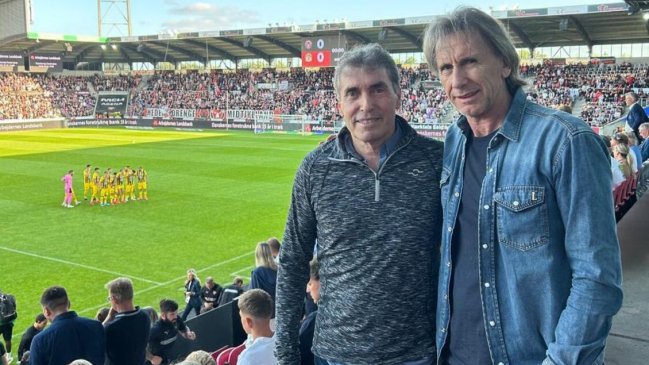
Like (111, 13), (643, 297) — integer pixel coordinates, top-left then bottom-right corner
(245, 316), (254, 329)
(43, 306), (52, 320)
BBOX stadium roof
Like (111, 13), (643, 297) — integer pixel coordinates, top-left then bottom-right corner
(1, 2), (649, 66)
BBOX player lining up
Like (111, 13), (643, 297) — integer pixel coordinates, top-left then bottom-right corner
(62, 165), (148, 208)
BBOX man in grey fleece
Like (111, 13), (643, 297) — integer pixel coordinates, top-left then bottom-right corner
(275, 43), (444, 365)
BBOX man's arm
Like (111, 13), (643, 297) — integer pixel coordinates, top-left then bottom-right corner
(275, 157), (318, 365)
(17, 331), (29, 359)
(547, 131), (623, 365)
(28, 336), (43, 365)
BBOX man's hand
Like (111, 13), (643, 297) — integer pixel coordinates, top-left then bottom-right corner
(185, 330), (196, 341)
(150, 355), (163, 365)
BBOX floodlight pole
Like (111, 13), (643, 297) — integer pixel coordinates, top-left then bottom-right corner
(97, 0), (132, 36)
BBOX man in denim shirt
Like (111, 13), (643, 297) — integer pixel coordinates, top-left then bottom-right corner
(422, 7), (623, 365)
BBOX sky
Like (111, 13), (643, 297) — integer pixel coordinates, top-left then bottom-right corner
(28, 0), (623, 37)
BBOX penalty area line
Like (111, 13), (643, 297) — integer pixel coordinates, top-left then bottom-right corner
(0, 245), (162, 285)
(10, 250), (256, 342)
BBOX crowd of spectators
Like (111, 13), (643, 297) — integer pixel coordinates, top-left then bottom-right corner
(4, 60), (649, 126)
(92, 73), (142, 92)
(0, 73), (95, 119)
(521, 60), (649, 126)
(127, 66), (450, 123)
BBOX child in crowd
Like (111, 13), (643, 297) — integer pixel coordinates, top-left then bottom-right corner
(237, 289), (277, 365)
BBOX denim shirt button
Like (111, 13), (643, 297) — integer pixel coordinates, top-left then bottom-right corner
(483, 204), (489, 210)
(444, 294), (448, 300)
(484, 282), (490, 288)
(489, 321), (496, 326)
(513, 200), (520, 206)
(482, 244), (488, 249)
(441, 328), (446, 333)
(446, 261), (451, 267)
(448, 227), (452, 232)
(454, 192), (460, 197)
(498, 362), (504, 365)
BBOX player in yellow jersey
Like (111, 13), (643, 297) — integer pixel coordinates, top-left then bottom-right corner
(115, 170), (125, 204)
(136, 166), (148, 200)
(124, 167), (136, 202)
(82, 164), (92, 201)
(100, 171), (110, 206)
(109, 172), (118, 205)
(90, 167), (101, 205)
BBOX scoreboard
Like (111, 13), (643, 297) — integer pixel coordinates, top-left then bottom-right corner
(301, 35), (346, 68)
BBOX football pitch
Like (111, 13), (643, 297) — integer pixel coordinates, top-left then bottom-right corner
(0, 127), (323, 342)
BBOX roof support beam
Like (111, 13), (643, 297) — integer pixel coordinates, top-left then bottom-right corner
(218, 37), (270, 61)
(253, 35), (300, 57)
(150, 41), (204, 62)
(385, 27), (422, 49)
(505, 21), (534, 49)
(567, 15), (593, 47)
(339, 30), (372, 44)
(120, 43), (158, 65)
(181, 38), (237, 62)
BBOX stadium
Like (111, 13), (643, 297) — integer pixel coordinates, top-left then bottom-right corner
(0, 0), (648, 364)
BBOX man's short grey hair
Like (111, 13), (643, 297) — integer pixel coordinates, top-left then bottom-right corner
(626, 92), (639, 102)
(333, 43), (400, 98)
(422, 6), (526, 95)
(640, 122), (649, 132)
(105, 277), (134, 302)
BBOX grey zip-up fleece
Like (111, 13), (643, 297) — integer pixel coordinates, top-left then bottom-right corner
(275, 116), (444, 365)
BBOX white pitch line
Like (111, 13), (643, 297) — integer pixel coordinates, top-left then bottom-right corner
(72, 250), (256, 314)
(10, 250), (256, 342)
(0, 246), (162, 285)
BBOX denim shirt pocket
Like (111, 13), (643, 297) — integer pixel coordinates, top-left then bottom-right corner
(493, 186), (549, 251)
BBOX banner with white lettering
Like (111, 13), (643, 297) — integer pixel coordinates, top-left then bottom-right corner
(95, 93), (129, 117)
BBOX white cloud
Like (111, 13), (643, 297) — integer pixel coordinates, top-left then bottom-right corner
(159, 1), (260, 32)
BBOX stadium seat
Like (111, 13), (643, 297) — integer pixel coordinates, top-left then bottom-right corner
(614, 180), (628, 211)
(216, 347), (234, 365)
(227, 343), (246, 365)
(211, 345), (230, 362)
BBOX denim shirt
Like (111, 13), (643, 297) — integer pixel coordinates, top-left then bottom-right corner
(437, 88), (623, 365)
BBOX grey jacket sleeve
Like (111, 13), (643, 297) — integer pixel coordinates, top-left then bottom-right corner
(274, 155), (318, 365)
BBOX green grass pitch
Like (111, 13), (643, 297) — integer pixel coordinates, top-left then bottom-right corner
(0, 127), (323, 344)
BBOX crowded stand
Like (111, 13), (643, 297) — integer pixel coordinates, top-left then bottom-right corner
(522, 60), (649, 126)
(1, 65), (451, 124)
(91, 73), (142, 92)
(0, 73), (95, 119)
(2, 61), (649, 128)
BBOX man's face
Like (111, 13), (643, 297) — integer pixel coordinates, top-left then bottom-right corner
(206, 280), (214, 289)
(640, 128), (649, 139)
(625, 95), (635, 106)
(337, 66), (400, 149)
(161, 310), (178, 323)
(35, 320), (48, 330)
(435, 31), (512, 126)
(306, 278), (321, 304)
